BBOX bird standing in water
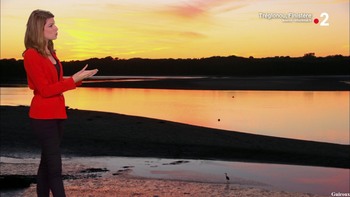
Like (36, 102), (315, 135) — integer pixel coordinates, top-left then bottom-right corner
(225, 173), (230, 183)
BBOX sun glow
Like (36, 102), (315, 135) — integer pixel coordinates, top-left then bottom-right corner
(1, 0), (349, 60)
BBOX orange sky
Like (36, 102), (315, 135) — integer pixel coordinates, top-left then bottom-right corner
(1, 0), (349, 61)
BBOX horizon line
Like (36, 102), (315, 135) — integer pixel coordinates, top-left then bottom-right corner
(1, 53), (349, 62)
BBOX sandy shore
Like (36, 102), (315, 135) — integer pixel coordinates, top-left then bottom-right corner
(23, 176), (326, 197)
(1, 156), (327, 197)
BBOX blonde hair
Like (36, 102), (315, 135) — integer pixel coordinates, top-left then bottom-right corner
(24, 9), (55, 57)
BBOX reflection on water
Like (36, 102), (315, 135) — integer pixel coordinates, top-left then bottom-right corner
(1, 87), (349, 144)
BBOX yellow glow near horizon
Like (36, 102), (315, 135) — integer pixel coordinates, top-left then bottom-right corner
(1, 0), (349, 61)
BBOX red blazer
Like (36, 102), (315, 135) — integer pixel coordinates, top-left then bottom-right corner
(23, 48), (80, 119)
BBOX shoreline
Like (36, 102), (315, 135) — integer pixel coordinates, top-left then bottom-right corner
(82, 75), (350, 91)
(1, 155), (344, 197)
(1, 75), (350, 90)
(1, 163), (330, 197)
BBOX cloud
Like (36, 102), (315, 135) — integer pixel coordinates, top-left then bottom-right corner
(156, 0), (248, 20)
(165, 4), (207, 19)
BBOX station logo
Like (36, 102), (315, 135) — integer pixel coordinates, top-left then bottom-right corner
(259, 12), (329, 26)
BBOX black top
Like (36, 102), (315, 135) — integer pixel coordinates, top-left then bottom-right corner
(51, 54), (60, 79)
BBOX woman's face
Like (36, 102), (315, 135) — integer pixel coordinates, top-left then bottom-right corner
(44, 17), (58, 41)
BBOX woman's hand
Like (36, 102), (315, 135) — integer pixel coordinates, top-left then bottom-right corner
(72, 64), (98, 83)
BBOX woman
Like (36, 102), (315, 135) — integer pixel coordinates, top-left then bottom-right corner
(23, 9), (98, 197)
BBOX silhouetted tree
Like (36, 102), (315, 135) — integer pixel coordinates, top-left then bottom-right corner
(1, 55), (349, 85)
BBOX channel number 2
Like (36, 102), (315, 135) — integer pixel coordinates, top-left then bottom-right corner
(320, 12), (329, 26)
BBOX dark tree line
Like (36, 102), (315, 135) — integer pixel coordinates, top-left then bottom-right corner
(1, 54), (349, 84)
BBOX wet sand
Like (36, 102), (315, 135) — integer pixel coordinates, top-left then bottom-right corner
(1, 156), (328, 197)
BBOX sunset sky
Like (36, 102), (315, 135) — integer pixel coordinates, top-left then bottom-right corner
(1, 0), (349, 61)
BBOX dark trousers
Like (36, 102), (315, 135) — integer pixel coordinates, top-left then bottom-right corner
(31, 119), (66, 197)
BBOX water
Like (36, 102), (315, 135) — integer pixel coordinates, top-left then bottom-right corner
(1, 87), (349, 144)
